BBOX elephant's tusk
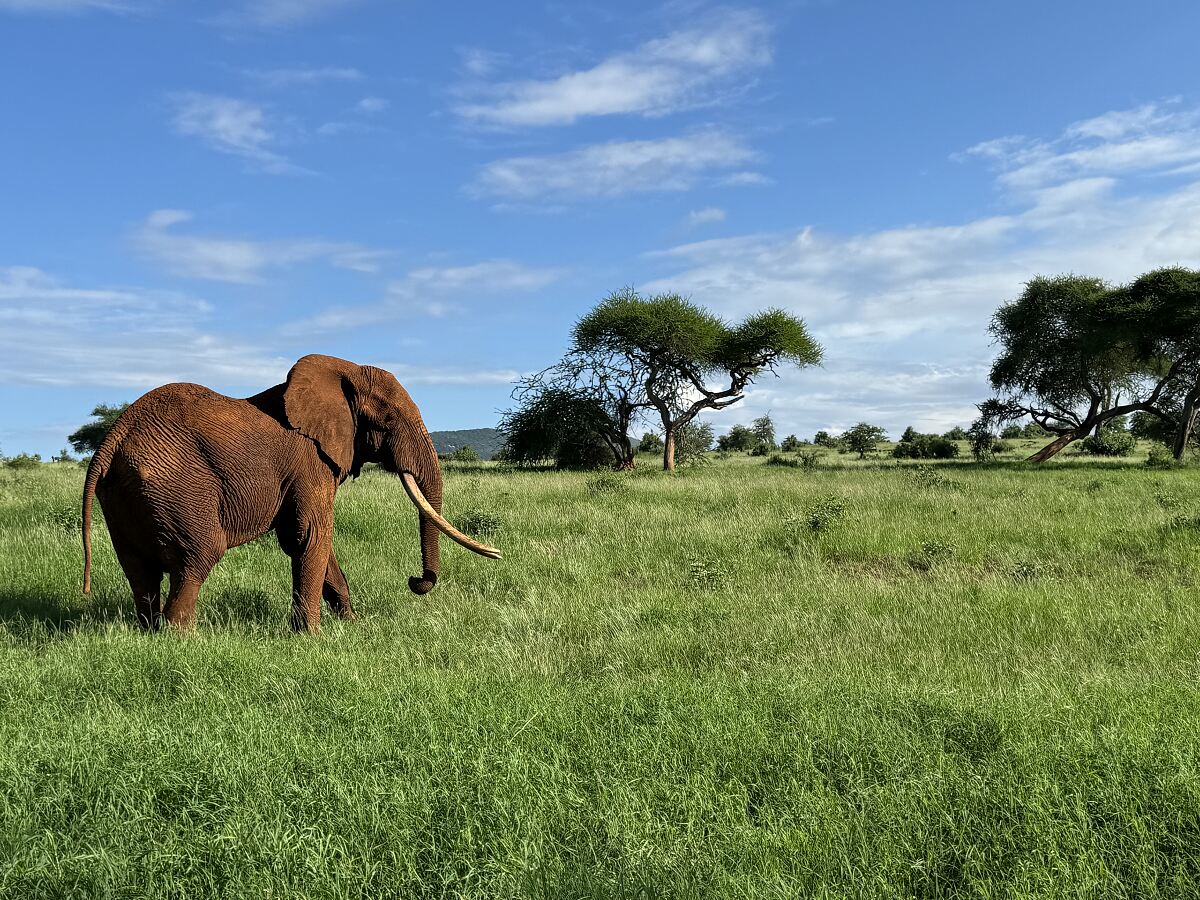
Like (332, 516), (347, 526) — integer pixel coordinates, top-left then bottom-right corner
(401, 472), (503, 560)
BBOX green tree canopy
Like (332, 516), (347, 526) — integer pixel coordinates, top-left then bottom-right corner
(843, 423), (886, 459)
(981, 274), (1179, 462)
(573, 288), (821, 470)
(69, 403), (130, 454)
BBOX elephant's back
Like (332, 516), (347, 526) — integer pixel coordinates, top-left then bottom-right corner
(105, 383), (294, 490)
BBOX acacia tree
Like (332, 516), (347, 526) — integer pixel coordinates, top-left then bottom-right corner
(980, 275), (1177, 462)
(574, 289), (822, 470)
(69, 403), (130, 454)
(505, 346), (650, 469)
(1115, 268), (1200, 460)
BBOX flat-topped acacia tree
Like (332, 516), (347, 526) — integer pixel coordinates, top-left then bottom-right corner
(573, 289), (822, 471)
(982, 270), (1200, 462)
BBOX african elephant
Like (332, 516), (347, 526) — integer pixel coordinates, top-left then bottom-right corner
(81, 354), (500, 632)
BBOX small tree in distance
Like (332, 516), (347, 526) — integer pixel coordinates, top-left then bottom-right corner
(843, 423), (886, 459)
(814, 430), (839, 448)
(717, 424), (755, 452)
(637, 432), (664, 455)
(573, 289), (822, 471)
(751, 414), (777, 452)
(69, 403), (130, 454)
(780, 434), (801, 452)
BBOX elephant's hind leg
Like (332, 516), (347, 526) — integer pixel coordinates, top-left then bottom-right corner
(322, 550), (356, 621)
(110, 537), (163, 630)
(162, 556), (220, 631)
(127, 564), (163, 630)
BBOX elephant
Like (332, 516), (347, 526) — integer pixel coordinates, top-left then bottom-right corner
(81, 354), (500, 632)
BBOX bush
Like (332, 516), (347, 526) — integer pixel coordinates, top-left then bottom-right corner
(674, 421), (714, 467)
(454, 509), (502, 538)
(1146, 444), (1180, 469)
(586, 473), (630, 495)
(788, 495), (845, 533)
(749, 442), (771, 457)
(780, 434), (801, 452)
(1079, 427), (1136, 457)
(943, 427), (969, 441)
(637, 432), (664, 455)
(892, 434), (960, 460)
(5, 453), (42, 470)
(991, 440), (1012, 454)
(446, 445), (481, 463)
(717, 424), (755, 452)
(906, 539), (956, 572)
(766, 453), (801, 468)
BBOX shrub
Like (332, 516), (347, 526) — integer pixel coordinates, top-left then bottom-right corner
(1001, 425), (1023, 439)
(717, 424), (755, 452)
(907, 464), (949, 488)
(943, 427), (969, 441)
(813, 430), (839, 448)
(47, 502), (82, 532)
(749, 442), (771, 457)
(6, 453), (42, 470)
(1146, 444), (1180, 469)
(907, 539), (956, 572)
(991, 440), (1012, 454)
(447, 445), (481, 463)
(780, 434), (801, 452)
(674, 421), (714, 467)
(788, 495), (845, 533)
(637, 432), (664, 455)
(586, 473), (629, 495)
(1079, 427), (1136, 457)
(766, 453), (801, 468)
(454, 509), (502, 538)
(892, 434), (960, 460)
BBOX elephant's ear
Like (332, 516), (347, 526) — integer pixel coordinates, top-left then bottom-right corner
(282, 355), (356, 477)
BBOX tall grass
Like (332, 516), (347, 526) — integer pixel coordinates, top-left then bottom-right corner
(0, 454), (1198, 898)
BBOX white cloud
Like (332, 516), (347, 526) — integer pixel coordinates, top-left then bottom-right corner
(170, 93), (308, 175)
(688, 207), (726, 226)
(960, 99), (1200, 192)
(285, 259), (564, 332)
(375, 364), (526, 386)
(243, 65), (363, 88)
(0, 0), (136, 12)
(0, 266), (289, 389)
(455, 9), (770, 127)
(458, 47), (506, 78)
(642, 102), (1200, 439)
(468, 131), (756, 201)
(214, 0), (361, 28)
(719, 170), (773, 187)
(355, 96), (389, 114)
(133, 209), (389, 284)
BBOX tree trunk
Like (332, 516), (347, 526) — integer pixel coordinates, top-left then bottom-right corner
(1173, 384), (1200, 461)
(663, 429), (676, 472)
(1025, 431), (1079, 462)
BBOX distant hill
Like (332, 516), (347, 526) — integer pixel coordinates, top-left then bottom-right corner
(429, 428), (503, 460)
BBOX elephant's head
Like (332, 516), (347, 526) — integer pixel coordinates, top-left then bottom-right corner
(281, 354), (500, 595)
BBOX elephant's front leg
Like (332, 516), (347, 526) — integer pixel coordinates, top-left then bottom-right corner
(290, 538), (332, 634)
(322, 549), (355, 620)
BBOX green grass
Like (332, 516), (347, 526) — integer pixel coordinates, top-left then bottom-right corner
(1, 451), (1199, 898)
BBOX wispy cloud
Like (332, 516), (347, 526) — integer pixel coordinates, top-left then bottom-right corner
(355, 96), (389, 114)
(376, 363), (526, 386)
(285, 259), (565, 332)
(170, 93), (309, 175)
(242, 65), (363, 89)
(0, 0), (139, 12)
(959, 99), (1200, 192)
(213, 0), (362, 29)
(688, 207), (726, 226)
(455, 8), (771, 127)
(133, 209), (389, 284)
(0, 266), (289, 389)
(468, 131), (756, 201)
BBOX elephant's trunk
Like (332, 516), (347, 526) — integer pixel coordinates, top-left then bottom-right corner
(408, 471), (442, 595)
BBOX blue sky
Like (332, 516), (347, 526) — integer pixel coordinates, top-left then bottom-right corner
(3, 0), (1200, 455)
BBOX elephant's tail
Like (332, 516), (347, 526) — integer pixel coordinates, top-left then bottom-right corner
(82, 418), (128, 595)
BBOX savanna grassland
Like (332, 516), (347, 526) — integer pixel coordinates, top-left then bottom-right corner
(1, 447), (1199, 899)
